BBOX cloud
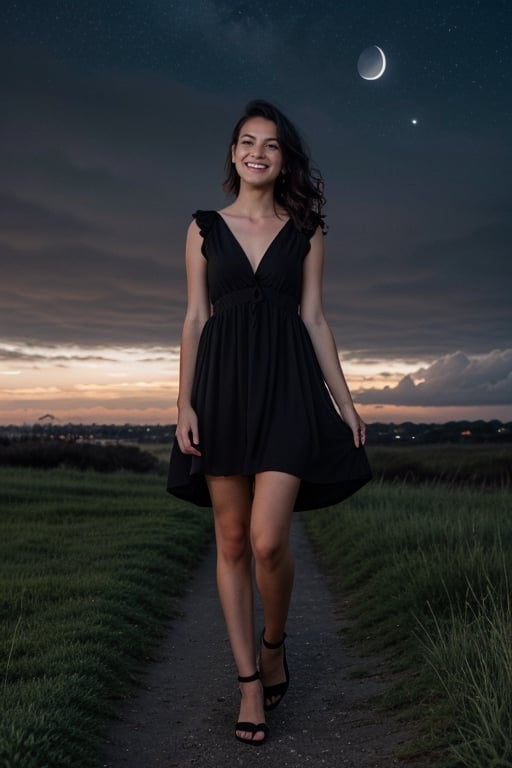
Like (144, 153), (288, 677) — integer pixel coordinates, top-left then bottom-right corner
(0, 57), (227, 347)
(1, 39), (511, 362)
(0, 237), (186, 345)
(0, 342), (178, 368)
(0, 344), (115, 365)
(356, 349), (512, 406)
(322, 209), (512, 358)
(0, 192), (103, 243)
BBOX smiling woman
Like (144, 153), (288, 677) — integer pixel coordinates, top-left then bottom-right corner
(167, 98), (371, 746)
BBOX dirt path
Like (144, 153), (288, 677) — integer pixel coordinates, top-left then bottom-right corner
(99, 517), (407, 767)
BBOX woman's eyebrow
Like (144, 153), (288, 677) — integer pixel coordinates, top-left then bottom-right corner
(239, 132), (279, 142)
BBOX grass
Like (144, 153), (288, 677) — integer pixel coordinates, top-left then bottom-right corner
(2, 444), (511, 766)
(0, 466), (213, 768)
(366, 443), (512, 488)
(303, 477), (512, 767)
(417, 583), (512, 767)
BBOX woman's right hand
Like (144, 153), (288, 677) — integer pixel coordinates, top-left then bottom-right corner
(175, 405), (202, 456)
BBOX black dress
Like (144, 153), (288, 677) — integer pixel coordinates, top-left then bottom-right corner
(167, 210), (371, 511)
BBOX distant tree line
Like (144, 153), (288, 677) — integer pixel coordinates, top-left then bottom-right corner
(1, 424), (510, 485)
(0, 420), (511, 446)
(366, 420), (511, 444)
(0, 440), (161, 474)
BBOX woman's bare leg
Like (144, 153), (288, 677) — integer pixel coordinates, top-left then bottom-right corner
(251, 471), (300, 708)
(206, 474), (265, 742)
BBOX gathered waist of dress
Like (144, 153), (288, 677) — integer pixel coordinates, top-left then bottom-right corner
(213, 286), (299, 315)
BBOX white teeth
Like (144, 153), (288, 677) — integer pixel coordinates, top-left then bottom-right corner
(247, 163), (267, 169)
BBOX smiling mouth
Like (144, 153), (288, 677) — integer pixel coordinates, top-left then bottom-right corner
(246, 162), (268, 170)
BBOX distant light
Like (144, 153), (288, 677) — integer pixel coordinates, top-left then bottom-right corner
(411, 118), (418, 125)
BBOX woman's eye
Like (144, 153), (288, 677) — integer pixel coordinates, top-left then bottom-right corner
(267, 144), (279, 150)
(241, 139), (252, 145)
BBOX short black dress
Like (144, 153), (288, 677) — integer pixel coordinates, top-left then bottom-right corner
(167, 210), (371, 511)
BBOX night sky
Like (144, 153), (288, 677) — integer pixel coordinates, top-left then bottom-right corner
(1, 1), (511, 424)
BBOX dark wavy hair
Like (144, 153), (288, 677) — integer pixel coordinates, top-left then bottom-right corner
(222, 100), (327, 234)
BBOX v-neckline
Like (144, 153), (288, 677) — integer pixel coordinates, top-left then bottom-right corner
(217, 212), (291, 276)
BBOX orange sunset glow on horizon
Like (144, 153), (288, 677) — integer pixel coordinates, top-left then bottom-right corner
(1, 343), (511, 426)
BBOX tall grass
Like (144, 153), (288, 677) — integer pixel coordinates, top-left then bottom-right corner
(367, 443), (512, 487)
(0, 467), (213, 768)
(418, 581), (512, 767)
(303, 480), (512, 766)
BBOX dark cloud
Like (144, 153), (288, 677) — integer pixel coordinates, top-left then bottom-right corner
(1, 2), (511, 417)
(0, 345), (117, 365)
(0, 192), (103, 242)
(0, 239), (185, 346)
(0, 342), (177, 381)
(356, 350), (512, 406)
(2, 58), (510, 356)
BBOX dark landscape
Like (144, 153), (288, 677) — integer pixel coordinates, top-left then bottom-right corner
(1, 419), (511, 445)
(1, 431), (511, 767)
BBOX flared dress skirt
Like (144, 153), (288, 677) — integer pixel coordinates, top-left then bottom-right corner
(167, 210), (372, 512)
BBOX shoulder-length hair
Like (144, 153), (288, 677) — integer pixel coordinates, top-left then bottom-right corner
(222, 100), (327, 234)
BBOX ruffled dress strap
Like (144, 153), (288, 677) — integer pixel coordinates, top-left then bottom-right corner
(192, 210), (217, 239)
(301, 210), (325, 239)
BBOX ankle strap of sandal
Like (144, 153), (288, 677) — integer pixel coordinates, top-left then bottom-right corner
(261, 629), (287, 650)
(238, 671), (260, 683)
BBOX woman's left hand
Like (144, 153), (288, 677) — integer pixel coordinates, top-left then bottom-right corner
(340, 404), (366, 448)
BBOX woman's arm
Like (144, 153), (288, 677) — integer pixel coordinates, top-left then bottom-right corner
(300, 227), (366, 447)
(175, 221), (210, 456)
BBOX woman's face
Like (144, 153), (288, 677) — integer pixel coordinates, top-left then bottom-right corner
(231, 117), (284, 188)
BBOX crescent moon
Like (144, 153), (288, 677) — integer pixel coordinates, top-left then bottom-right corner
(358, 45), (387, 81)
(370, 46), (386, 79)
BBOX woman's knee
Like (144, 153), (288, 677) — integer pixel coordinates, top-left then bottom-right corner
(215, 518), (251, 564)
(208, 475), (253, 564)
(251, 535), (288, 571)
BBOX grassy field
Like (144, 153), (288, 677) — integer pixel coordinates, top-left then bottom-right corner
(2, 444), (511, 767)
(366, 442), (512, 487)
(303, 470), (512, 767)
(0, 467), (212, 768)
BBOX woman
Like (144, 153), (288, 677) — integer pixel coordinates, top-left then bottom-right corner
(167, 100), (371, 745)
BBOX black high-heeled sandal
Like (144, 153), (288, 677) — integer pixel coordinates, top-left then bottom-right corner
(259, 629), (290, 712)
(235, 671), (269, 746)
